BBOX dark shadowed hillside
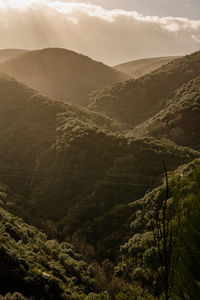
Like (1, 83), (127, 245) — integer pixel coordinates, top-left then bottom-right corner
(131, 76), (200, 150)
(0, 73), (199, 263)
(0, 49), (28, 64)
(0, 73), (65, 175)
(0, 72), (118, 174)
(0, 48), (129, 105)
(114, 56), (180, 78)
(0, 185), (95, 299)
(85, 50), (200, 129)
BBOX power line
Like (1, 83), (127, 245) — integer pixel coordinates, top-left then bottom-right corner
(0, 172), (156, 188)
(0, 166), (161, 179)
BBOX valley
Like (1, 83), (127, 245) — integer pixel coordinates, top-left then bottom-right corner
(0, 47), (200, 299)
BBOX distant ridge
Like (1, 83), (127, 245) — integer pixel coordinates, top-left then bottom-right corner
(0, 47), (129, 104)
(86, 50), (200, 129)
(0, 49), (28, 64)
(114, 56), (180, 78)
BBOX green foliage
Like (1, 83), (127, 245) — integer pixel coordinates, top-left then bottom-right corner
(171, 166), (200, 299)
(115, 285), (155, 300)
(85, 293), (111, 300)
(120, 159), (200, 299)
(0, 49), (200, 300)
(29, 130), (197, 261)
(0, 293), (31, 300)
(85, 51), (200, 129)
(0, 69), (199, 265)
(0, 204), (94, 299)
(132, 76), (200, 150)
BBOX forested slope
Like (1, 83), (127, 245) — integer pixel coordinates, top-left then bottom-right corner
(131, 76), (200, 150)
(0, 185), (95, 299)
(0, 73), (199, 263)
(85, 51), (200, 129)
(120, 158), (200, 299)
(0, 49), (200, 300)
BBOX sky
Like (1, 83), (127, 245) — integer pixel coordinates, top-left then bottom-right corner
(73, 0), (200, 20)
(0, 0), (200, 65)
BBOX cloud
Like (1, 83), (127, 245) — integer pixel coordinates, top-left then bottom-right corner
(0, 0), (199, 65)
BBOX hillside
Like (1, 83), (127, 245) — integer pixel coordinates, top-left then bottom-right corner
(0, 48), (129, 105)
(0, 72), (119, 172)
(85, 50), (200, 129)
(29, 131), (200, 259)
(120, 158), (200, 299)
(0, 49), (28, 64)
(0, 1), (200, 298)
(0, 73), (66, 176)
(114, 56), (180, 78)
(0, 69), (200, 299)
(131, 76), (200, 150)
(0, 73), (199, 264)
(0, 184), (95, 299)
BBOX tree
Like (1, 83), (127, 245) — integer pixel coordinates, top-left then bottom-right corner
(172, 167), (200, 299)
(150, 161), (181, 299)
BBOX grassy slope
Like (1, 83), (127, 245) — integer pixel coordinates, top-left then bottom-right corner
(0, 48), (129, 105)
(114, 56), (180, 78)
(85, 51), (200, 129)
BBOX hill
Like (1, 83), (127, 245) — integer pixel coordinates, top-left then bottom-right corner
(0, 73), (199, 263)
(0, 72), (119, 174)
(0, 48), (129, 105)
(85, 50), (200, 129)
(0, 49), (28, 64)
(131, 76), (200, 150)
(0, 55), (200, 299)
(114, 56), (180, 78)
